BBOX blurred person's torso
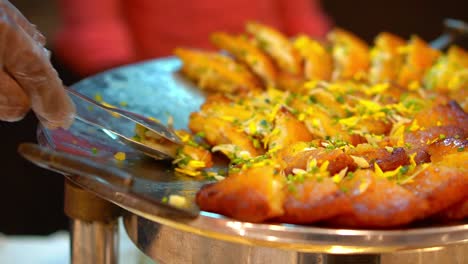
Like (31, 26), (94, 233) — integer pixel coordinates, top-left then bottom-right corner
(123, 0), (285, 59)
(54, 0), (330, 76)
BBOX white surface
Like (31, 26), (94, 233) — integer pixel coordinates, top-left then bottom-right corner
(0, 231), (69, 264)
(0, 219), (153, 264)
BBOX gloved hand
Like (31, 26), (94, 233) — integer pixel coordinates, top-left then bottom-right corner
(0, 0), (75, 129)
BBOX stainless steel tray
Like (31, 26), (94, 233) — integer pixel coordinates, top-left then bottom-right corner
(37, 58), (468, 257)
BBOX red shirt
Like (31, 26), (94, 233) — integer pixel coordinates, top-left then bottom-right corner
(54, 0), (331, 76)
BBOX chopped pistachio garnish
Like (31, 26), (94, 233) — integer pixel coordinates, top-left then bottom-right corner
(114, 152), (126, 161)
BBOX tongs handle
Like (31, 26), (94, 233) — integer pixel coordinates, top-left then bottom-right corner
(18, 143), (134, 189)
(18, 143), (200, 219)
(431, 18), (468, 49)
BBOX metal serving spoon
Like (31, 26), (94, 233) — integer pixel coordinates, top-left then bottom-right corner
(65, 87), (183, 160)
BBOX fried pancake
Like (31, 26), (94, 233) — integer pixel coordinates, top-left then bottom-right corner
(329, 170), (429, 228)
(196, 165), (284, 222)
(403, 154), (468, 218)
(278, 144), (356, 175)
(278, 177), (352, 224)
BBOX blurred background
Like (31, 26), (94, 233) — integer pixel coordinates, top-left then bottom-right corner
(10, 0), (468, 48)
(11, 0), (59, 41)
(0, 0), (467, 237)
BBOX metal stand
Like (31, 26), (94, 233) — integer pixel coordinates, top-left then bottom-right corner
(64, 180), (121, 264)
(70, 219), (118, 264)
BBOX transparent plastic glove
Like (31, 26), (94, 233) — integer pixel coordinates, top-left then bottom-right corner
(0, 0), (75, 129)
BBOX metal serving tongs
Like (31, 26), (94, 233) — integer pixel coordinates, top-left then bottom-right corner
(17, 88), (198, 219)
(65, 87), (183, 160)
(431, 18), (468, 49)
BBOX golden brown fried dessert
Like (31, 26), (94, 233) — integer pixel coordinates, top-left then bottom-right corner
(423, 46), (468, 93)
(347, 144), (410, 171)
(369, 32), (406, 84)
(293, 35), (333, 81)
(174, 48), (261, 93)
(396, 36), (440, 87)
(450, 82), (468, 112)
(412, 101), (468, 132)
(427, 137), (467, 163)
(403, 152), (468, 218)
(278, 176), (352, 224)
(246, 22), (302, 76)
(170, 22), (468, 228)
(211, 32), (278, 87)
(189, 113), (263, 157)
(433, 198), (468, 221)
(328, 28), (370, 81)
(196, 165), (285, 222)
(275, 71), (306, 92)
(277, 143), (356, 175)
(199, 94), (253, 122)
(177, 21), (468, 95)
(267, 107), (314, 151)
(401, 101), (468, 162)
(329, 170), (429, 228)
(359, 116), (393, 135)
(306, 87), (349, 117)
(180, 145), (213, 168)
(404, 126), (466, 151)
